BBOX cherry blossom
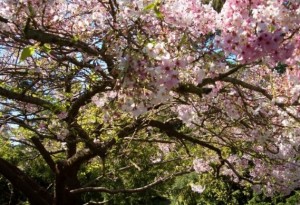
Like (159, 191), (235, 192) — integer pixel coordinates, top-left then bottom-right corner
(0, 0), (300, 202)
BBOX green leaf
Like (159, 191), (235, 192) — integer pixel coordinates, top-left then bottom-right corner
(178, 33), (188, 48)
(144, 0), (163, 19)
(72, 35), (79, 43)
(28, 3), (36, 17)
(143, 1), (157, 11)
(154, 7), (163, 19)
(20, 46), (35, 61)
(41, 43), (51, 53)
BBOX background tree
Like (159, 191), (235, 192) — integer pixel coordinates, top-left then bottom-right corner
(0, 0), (300, 204)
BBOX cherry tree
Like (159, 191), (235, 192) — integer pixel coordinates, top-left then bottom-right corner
(0, 0), (300, 204)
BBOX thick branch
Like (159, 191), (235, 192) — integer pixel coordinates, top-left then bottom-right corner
(0, 16), (8, 23)
(23, 26), (116, 72)
(222, 77), (300, 121)
(176, 65), (244, 96)
(66, 118), (146, 168)
(148, 120), (222, 156)
(66, 83), (110, 122)
(24, 28), (100, 56)
(222, 77), (272, 99)
(71, 122), (105, 156)
(31, 137), (56, 173)
(9, 117), (52, 139)
(147, 120), (256, 184)
(176, 84), (212, 96)
(66, 148), (94, 168)
(198, 64), (245, 88)
(103, 117), (147, 151)
(0, 87), (58, 112)
(0, 157), (52, 205)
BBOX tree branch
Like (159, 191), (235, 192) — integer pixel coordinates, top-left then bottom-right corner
(222, 77), (272, 99)
(0, 87), (59, 112)
(66, 83), (110, 122)
(66, 118), (147, 168)
(197, 64), (245, 88)
(148, 120), (222, 156)
(24, 28), (100, 56)
(0, 157), (52, 205)
(30, 136), (57, 173)
(0, 16), (8, 23)
(65, 148), (94, 168)
(176, 83), (212, 96)
(70, 170), (190, 195)
(222, 77), (300, 121)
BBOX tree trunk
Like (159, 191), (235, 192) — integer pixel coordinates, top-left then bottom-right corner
(54, 161), (81, 205)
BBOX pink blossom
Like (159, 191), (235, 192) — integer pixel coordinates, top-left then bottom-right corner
(193, 158), (211, 173)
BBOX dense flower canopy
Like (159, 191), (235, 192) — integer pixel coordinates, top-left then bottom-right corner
(0, 0), (300, 204)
